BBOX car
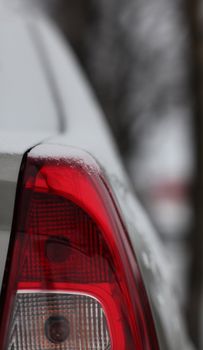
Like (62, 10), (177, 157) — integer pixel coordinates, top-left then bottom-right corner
(0, 4), (194, 350)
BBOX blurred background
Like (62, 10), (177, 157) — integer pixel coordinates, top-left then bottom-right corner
(6, 0), (203, 348)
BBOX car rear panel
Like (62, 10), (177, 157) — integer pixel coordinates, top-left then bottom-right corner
(0, 6), (194, 350)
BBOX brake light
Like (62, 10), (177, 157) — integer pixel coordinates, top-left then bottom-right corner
(0, 146), (159, 349)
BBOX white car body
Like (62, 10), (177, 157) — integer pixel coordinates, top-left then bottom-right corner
(0, 4), (194, 350)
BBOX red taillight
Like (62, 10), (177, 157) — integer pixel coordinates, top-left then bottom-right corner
(0, 146), (159, 349)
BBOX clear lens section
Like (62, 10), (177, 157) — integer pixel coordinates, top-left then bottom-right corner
(8, 293), (111, 350)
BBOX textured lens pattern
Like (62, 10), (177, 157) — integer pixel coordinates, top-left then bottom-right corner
(8, 293), (111, 350)
(21, 193), (113, 283)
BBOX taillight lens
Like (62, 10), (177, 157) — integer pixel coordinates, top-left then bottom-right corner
(9, 292), (110, 349)
(0, 146), (159, 349)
